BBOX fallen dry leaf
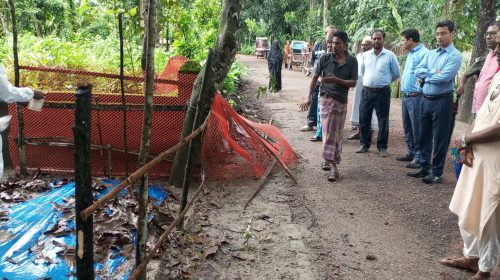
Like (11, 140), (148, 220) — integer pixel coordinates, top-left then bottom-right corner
(203, 245), (219, 259)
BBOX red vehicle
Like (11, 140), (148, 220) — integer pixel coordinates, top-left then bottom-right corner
(255, 37), (269, 59)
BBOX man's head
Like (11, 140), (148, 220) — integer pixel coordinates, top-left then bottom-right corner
(325, 25), (337, 40)
(486, 21), (500, 50)
(329, 31), (349, 54)
(495, 31), (500, 66)
(435, 20), (455, 48)
(371, 29), (385, 50)
(361, 36), (372, 52)
(326, 33), (335, 53)
(401, 29), (420, 51)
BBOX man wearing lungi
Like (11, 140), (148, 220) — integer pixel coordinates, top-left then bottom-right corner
(300, 31), (358, 181)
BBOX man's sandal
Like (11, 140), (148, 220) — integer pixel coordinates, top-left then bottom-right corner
(438, 257), (479, 273)
(327, 170), (339, 182)
(321, 162), (331, 171)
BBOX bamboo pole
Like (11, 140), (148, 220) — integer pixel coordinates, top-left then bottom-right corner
(118, 13), (130, 176)
(7, 0), (27, 176)
(246, 123), (298, 184)
(180, 49), (214, 217)
(244, 148), (284, 209)
(74, 83), (94, 279)
(136, 0), (157, 277)
(128, 170), (206, 280)
(80, 113), (210, 221)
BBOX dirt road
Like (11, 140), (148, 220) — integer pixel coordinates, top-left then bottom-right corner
(157, 55), (498, 280)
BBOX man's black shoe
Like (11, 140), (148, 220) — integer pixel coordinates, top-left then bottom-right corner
(396, 154), (413, 162)
(422, 174), (443, 184)
(406, 160), (420, 169)
(407, 169), (429, 178)
(355, 145), (369, 153)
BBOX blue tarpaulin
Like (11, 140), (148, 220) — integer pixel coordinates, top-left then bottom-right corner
(0, 179), (168, 279)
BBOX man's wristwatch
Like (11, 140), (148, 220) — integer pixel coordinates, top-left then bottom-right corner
(460, 135), (468, 148)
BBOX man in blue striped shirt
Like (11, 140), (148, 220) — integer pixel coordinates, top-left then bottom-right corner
(408, 20), (462, 184)
(356, 29), (400, 157)
(397, 29), (429, 169)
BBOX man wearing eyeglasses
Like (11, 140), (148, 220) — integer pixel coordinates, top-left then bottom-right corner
(456, 21), (500, 113)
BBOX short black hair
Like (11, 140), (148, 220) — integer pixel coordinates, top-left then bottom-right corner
(401, 29), (420, 42)
(489, 21), (500, 28)
(372, 29), (386, 39)
(436, 20), (455, 33)
(332, 31), (349, 44)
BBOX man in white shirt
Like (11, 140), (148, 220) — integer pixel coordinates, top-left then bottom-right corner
(0, 63), (45, 178)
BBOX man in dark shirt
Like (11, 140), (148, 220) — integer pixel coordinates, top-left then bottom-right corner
(300, 31), (358, 181)
(300, 25), (336, 133)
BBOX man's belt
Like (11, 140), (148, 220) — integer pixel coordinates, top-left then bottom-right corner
(403, 92), (422, 97)
(423, 92), (453, 100)
(364, 86), (390, 93)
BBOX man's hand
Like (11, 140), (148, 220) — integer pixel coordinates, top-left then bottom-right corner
(33, 90), (45, 100)
(299, 96), (311, 111)
(322, 73), (338, 84)
(456, 85), (465, 96)
(418, 78), (425, 88)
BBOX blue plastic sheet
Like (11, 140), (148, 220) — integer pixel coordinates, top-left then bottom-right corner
(0, 179), (169, 279)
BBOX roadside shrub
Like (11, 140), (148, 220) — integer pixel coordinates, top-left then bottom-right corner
(221, 60), (248, 97)
(239, 44), (254, 55)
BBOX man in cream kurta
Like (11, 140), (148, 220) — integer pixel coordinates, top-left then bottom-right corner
(443, 41), (500, 278)
(0, 63), (45, 178)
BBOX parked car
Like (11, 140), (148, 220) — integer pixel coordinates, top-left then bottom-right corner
(255, 37), (269, 59)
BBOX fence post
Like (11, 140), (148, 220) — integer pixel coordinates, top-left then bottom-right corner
(74, 83), (94, 279)
(7, 0), (27, 176)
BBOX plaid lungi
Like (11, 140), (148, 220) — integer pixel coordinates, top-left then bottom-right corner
(320, 96), (347, 165)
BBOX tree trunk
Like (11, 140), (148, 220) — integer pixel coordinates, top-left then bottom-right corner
(170, 0), (242, 187)
(323, 0), (328, 28)
(456, 0), (495, 123)
(136, 0), (156, 279)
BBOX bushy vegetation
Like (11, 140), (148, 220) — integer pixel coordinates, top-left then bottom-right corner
(0, 0), (246, 97)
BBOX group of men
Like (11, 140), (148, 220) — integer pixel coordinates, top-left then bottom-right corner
(300, 19), (500, 279)
(302, 20), (498, 185)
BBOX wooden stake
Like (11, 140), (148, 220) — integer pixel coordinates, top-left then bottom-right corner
(136, 0), (157, 277)
(118, 13), (130, 176)
(244, 148), (284, 209)
(74, 83), (94, 279)
(7, 0), (27, 176)
(180, 49), (214, 218)
(128, 170), (206, 280)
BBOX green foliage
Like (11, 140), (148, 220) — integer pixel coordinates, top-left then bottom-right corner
(221, 60), (248, 97)
(179, 60), (202, 74)
(239, 0), (497, 53)
(1, 33), (168, 75)
(239, 44), (255, 55)
(169, 0), (222, 61)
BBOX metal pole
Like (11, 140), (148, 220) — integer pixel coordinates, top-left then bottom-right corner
(74, 83), (94, 279)
(7, 0), (27, 176)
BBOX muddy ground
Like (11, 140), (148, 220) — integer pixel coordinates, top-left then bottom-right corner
(155, 55), (499, 280)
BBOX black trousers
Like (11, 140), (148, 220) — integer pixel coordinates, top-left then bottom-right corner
(418, 95), (453, 177)
(359, 86), (391, 150)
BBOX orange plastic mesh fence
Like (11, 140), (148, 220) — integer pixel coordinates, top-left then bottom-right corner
(201, 93), (297, 180)
(8, 56), (194, 179)
(8, 58), (297, 180)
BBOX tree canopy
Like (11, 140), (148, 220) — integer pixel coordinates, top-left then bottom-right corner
(240, 0), (499, 51)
